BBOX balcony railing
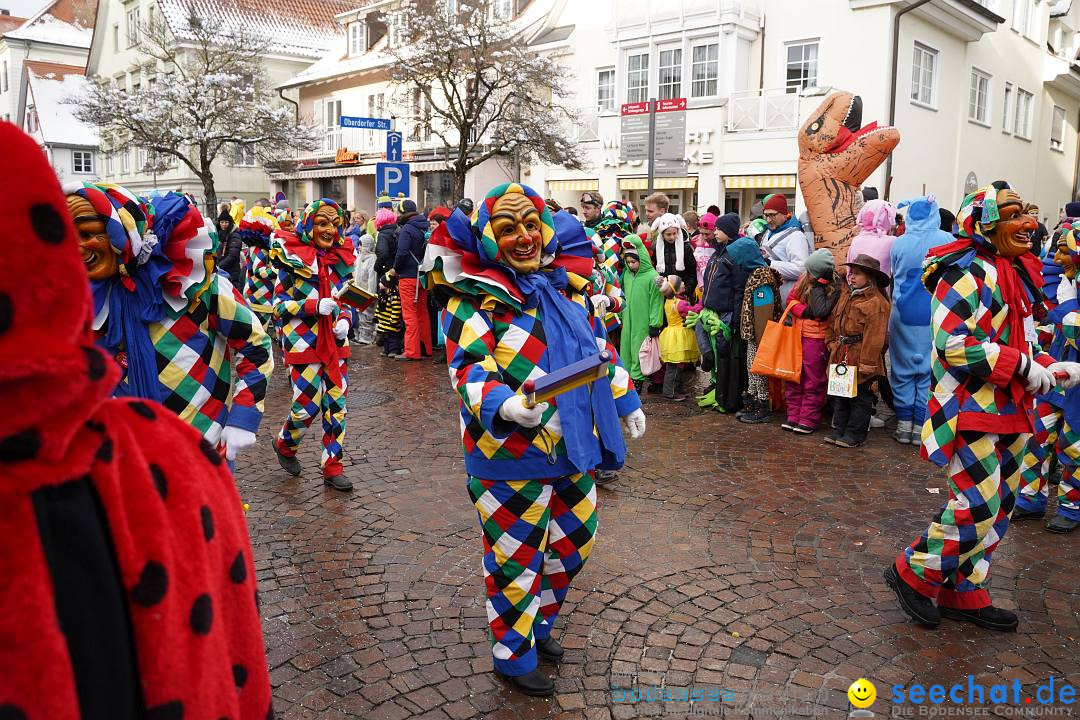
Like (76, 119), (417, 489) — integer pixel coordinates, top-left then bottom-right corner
(726, 88), (800, 133)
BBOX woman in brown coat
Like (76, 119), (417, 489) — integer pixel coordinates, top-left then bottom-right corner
(826, 254), (892, 447)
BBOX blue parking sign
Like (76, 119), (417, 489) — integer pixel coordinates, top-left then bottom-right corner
(386, 131), (403, 162)
(376, 162), (410, 198)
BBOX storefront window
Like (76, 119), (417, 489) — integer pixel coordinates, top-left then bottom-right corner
(319, 178), (345, 205)
(423, 171), (455, 209)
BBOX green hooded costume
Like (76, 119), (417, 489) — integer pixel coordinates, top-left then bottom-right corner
(619, 234), (664, 382)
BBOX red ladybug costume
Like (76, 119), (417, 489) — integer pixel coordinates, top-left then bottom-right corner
(0, 121), (272, 720)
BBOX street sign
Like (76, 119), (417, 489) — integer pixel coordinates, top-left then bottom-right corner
(386, 131), (403, 162)
(655, 98), (687, 113)
(376, 161), (410, 198)
(340, 116), (392, 131)
(653, 100), (688, 177)
(620, 113), (650, 163)
(620, 101), (650, 116)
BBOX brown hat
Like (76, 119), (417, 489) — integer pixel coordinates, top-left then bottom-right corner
(843, 253), (890, 286)
(580, 191), (603, 207)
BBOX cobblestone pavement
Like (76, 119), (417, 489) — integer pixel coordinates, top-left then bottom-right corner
(235, 345), (1080, 720)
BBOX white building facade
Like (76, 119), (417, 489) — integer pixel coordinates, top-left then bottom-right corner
(19, 60), (99, 183)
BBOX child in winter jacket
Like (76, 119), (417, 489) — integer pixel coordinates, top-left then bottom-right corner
(730, 236), (782, 425)
(692, 212), (718, 292)
(373, 208), (404, 357)
(656, 275), (700, 400)
(620, 236), (664, 388)
(353, 232), (378, 344)
(698, 213), (750, 412)
(826, 254), (892, 448)
(783, 249), (843, 433)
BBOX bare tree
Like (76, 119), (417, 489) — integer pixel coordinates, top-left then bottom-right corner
(385, 0), (581, 200)
(70, 10), (318, 214)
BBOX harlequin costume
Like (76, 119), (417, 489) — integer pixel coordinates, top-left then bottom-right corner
(887, 183), (1080, 630)
(0, 121), (271, 719)
(1015, 224), (1080, 532)
(66, 182), (273, 459)
(421, 183), (644, 696)
(270, 199), (357, 489)
(236, 206), (279, 332)
(585, 225), (623, 335)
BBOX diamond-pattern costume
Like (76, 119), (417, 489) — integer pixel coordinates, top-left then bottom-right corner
(422, 184), (641, 676)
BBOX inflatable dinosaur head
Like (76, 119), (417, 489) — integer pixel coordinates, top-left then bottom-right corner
(797, 91), (900, 265)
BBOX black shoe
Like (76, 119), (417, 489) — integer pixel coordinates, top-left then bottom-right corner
(824, 434), (840, 445)
(791, 424), (815, 435)
(536, 635), (564, 661)
(834, 436), (864, 448)
(1046, 514), (1080, 533)
(595, 470), (618, 486)
(494, 668), (555, 697)
(273, 441), (301, 476)
(939, 606), (1018, 632)
(433, 353), (446, 364)
(1011, 506), (1046, 521)
(323, 474), (353, 492)
(738, 405), (772, 424)
(781, 421), (795, 431)
(884, 564), (940, 628)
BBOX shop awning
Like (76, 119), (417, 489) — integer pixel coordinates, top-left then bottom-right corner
(271, 164), (376, 180)
(548, 178), (599, 191)
(724, 174), (797, 189)
(618, 177), (698, 191)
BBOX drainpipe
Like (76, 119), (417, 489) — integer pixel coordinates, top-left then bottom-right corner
(1073, 105), (1080, 201)
(278, 87), (300, 123)
(883, 0), (934, 200)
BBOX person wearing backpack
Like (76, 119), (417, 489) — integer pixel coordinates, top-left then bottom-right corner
(393, 199), (432, 360)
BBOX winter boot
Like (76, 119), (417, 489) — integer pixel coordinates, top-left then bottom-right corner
(939, 606), (1018, 632)
(894, 420), (913, 444)
(884, 564), (939, 628)
(739, 398), (772, 424)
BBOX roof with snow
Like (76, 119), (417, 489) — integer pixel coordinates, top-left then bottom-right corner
(158, 0), (355, 60)
(25, 60), (98, 146)
(5, 0), (95, 48)
(0, 14), (28, 35)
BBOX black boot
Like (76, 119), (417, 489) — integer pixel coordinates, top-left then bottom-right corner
(939, 606), (1018, 632)
(1046, 514), (1080, 533)
(494, 668), (555, 697)
(323, 474), (353, 492)
(739, 399), (772, 424)
(273, 440), (301, 476)
(884, 564), (939, 628)
(536, 635), (564, 661)
(595, 470), (618, 487)
(1011, 506), (1046, 521)
(735, 395), (756, 421)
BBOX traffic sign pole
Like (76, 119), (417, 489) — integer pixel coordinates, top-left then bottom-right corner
(647, 97), (656, 196)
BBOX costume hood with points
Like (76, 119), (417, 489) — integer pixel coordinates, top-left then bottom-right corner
(0, 121), (271, 720)
(847, 198), (896, 278)
(421, 182), (639, 479)
(619, 234), (664, 382)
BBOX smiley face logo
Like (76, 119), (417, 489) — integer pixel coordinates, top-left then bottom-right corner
(848, 678), (876, 708)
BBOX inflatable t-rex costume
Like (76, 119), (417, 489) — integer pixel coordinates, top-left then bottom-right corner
(797, 91), (900, 266)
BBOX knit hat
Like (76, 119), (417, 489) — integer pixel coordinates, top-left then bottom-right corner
(1066, 201), (1080, 218)
(456, 197), (475, 216)
(698, 212), (718, 232)
(805, 249), (834, 279)
(747, 217), (769, 240)
(399, 199), (418, 215)
(428, 206), (452, 221)
(763, 194), (789, 215)
(652, 212), (687, 273)
(376, 193), (393, 209)
(715, 212), (740, 241)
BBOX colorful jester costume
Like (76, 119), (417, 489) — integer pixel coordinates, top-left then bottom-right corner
(421, 183), (642, 680)
(1, 121), (271, 720)
(67, 183), (273, 451)
(271, 199), (356, 481)
(893, 185), (1059, 613)
(236, 206), (278, 327)
(585, 225), (623, 334)
(1015, 225), (1080, 531)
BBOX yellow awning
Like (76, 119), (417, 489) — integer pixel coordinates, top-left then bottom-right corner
(724, 174), (797, 189)
(618, 177), (698, 191)
(547, 178), (599, 191)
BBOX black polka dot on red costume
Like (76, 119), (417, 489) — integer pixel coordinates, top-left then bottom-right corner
(190, 593), (213, 635)
(95, 437), (113, 463)
(0, 704), (27, 720)
(0, 428), (40, 462)
(232, 664), (248, 688)
(201, 506), (214, 541)
(0, 293), (12, 336)
(84, 419), (106, 434)
(150, 464), (167, 499)
(129, 401), (156, 420)
(82, 346), (106, 380)
(145, 700), (184, 720)
(30, 203), (66, 245)
(229, 551), (246, 583)
(131, 561), (168, 606)
(199, 438), (222, 466)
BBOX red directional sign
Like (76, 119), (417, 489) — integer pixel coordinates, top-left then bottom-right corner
(655, 98), (687, 113)
(620, 101), (650, 116)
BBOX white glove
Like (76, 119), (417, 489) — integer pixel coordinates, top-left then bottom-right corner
(596, 337), (608, 353)
(333, 318), (349, 340)
(1058, 277), (1077, 304)
(590, 294), (610, 314)
(498, 395), (548, 428)
(1050, 361), (1080, 390)
(1022, 358), (1055, 395)
(220, 426), (256, 462)
(621, 408), (646, 439)
(318, 297), (338, 316)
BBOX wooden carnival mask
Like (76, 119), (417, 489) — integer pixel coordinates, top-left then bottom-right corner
(67, 194), (119, 281)
(987, 188), (1037, 258)
(311, 204), (341, 250)
(491, 192), (544, 274)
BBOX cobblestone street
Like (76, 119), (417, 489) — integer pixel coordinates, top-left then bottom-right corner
(235, 346), (1080, 720)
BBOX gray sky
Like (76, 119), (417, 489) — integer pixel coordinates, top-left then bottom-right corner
(1, 0), (47, 17)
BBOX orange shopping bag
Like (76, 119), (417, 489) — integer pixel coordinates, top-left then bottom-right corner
(750, 302), (802, 383)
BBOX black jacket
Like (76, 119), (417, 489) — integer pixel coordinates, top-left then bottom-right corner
(375, 224), (399, 278)
(215, 212), (242, 288)
(394, 213), (431, 279)
(701, 244), (748, 318)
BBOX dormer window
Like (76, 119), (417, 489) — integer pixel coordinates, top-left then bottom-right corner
(348, 21), (364, 56)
